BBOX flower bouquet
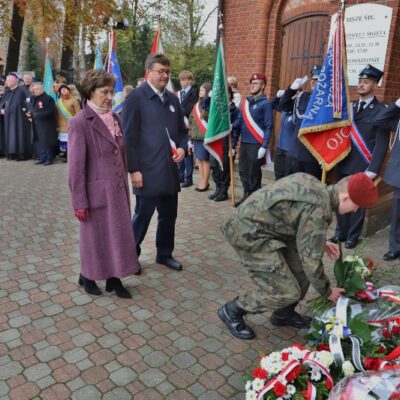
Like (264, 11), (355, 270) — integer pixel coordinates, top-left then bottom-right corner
(327, 369), (400, 400)
(245, 344), (340, 400)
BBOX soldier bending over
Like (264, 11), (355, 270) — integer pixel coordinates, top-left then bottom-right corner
(218, 172), (378, 340)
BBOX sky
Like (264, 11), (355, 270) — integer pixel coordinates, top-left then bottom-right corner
(202, 0), (218, 44)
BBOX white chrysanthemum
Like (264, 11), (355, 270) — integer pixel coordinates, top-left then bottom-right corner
(245, 381), (252, 391)
(310, 368), (321, 381)
(269, 363), (282, 375)
(286, 384), (296, 395)
(245, 390), (257, 400)
(269, 352), (281, 362)
(290, 348), (305, 360)
(342, 360), (355, 376)
(260, 357), (269, 370)
(316, 350), (333, 368)
(252, 378), (264, 392)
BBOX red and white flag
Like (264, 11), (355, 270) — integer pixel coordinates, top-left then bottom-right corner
(149, 25), (174, 92)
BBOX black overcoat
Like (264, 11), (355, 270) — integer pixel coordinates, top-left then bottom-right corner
(122, 82), (188, 196)
(31, 93), (58, 147)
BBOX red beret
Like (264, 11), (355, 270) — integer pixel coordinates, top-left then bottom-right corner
(348, 173), (378, 208)
(250, 73), (266, 83)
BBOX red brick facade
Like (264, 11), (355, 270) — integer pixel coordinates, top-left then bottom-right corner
(223, 0), (400, 103)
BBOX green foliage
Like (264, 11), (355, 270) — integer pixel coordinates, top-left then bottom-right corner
(167, 43), (215, 88)
(25, 25), (42, 78)
(115, 24), (153, 84)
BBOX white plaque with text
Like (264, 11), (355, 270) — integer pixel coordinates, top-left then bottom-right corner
(330, 4), (392, 86)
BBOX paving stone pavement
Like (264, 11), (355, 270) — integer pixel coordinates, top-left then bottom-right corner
(0, 158), (398, 400)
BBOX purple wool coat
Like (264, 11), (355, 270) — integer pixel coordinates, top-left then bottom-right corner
(68, 103), (140, 280)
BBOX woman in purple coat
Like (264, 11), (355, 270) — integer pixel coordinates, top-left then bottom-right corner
(68, 70), (140, 298)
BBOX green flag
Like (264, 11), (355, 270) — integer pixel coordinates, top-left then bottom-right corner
(204, 38), (231, 168)
(43, 53), (56, 100)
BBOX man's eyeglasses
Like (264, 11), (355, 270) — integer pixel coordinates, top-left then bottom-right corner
(151, 69), (171, 76)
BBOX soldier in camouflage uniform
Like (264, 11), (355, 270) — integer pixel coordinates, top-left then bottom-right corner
(217, 172), (378, 340)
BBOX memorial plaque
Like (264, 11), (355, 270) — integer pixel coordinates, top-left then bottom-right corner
(330, 4), (392, 86)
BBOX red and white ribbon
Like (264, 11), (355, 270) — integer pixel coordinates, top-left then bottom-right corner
(166, 128), (178, 157)
(305, 381), (317, 400)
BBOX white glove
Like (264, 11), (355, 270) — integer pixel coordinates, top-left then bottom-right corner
(290, 78), (303, 91)
(300, 75), (309, 86)
(188, 140), (194, 150)
(395, 98), (400, 108)
(364, 171), (377, 180)
(276, 89), (285, 98)
(231, 148), (236, 157)
(257, 147), (267, 160)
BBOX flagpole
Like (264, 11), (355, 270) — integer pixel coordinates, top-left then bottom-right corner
(217, 11), (236, 206)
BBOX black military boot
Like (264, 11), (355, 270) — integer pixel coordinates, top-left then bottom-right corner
(217, 299), (256, 340)
(214, 189), (228, 202)
(234, 191), (250, 207)
(208, 186), (221, 200)
(270, 303), (312, 329)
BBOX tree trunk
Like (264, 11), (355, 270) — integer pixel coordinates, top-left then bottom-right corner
(5, 1), (26, 74)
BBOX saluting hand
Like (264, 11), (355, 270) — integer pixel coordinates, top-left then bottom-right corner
(131, 171), (143, 188)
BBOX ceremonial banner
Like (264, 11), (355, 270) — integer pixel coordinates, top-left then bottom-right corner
(94, 45), (103, 71)
(204, 38), (231, 168)
(43, 52), (56, 101)
(107, 31), (124, 114)
(299, 10), (351, 171)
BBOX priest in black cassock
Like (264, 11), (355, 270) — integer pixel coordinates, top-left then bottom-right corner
(0, 73), (32, 160)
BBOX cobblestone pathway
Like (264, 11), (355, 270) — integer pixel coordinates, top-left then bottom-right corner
(0, 158), (397, 399)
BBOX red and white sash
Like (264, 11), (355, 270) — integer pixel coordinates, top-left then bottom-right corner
(241, 99), (264, 144)
(193, 102), (207, 134)
(350, 107), (372, 164)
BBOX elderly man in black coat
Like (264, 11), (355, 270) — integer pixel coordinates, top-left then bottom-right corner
(30, 82), (58, 166)
(374, 100), (400, 261)
(0, 73), (32, 160)
(123, 53), (187, 272)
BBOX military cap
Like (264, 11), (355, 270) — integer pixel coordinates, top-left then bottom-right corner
(359, 64), (383, 83)
(310, 65), (322, 80)
(249, 73), (266, 83)
(348, 173), (378, 208)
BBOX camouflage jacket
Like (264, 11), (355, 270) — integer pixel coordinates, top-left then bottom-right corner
(221, 173), (339, 297)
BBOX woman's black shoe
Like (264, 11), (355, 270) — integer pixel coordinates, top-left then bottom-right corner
(105, 277), (132, 299)
(78, 274), (102, 295)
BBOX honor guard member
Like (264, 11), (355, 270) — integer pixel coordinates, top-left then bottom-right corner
(233, 73), (273, 206)
(331, 65), (389, 249)
(373, 98), (400, 261)
(217, 172), (378, 340)
(279, 65), (322, 179)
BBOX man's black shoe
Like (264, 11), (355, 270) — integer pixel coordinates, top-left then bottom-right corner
(156, 256), (183, 271)
(208, 188), (220, 200)
(328, 235), (344, 244)
(234, 191), (250, 208)
(270, 312), (311, 329)
(345, 240), (357, 249)
(217, 300), (255, 340)
(35, 160), (45, 165)
(383, 251), (400, 261)
(214, 192), (228, 202)
(181, 180), (193, 188)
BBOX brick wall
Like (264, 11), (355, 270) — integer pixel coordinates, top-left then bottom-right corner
(223, 0), (400, 102)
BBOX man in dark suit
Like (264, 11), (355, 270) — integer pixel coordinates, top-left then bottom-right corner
(123, 53), (188, 271)
(331, 65), (390, 249)
(177, 71), (198, 187)
(373, 100), (400, 261)
(279, 65), (322, 179)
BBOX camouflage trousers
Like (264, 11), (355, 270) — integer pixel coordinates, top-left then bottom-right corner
(235, 240), (310, 313)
